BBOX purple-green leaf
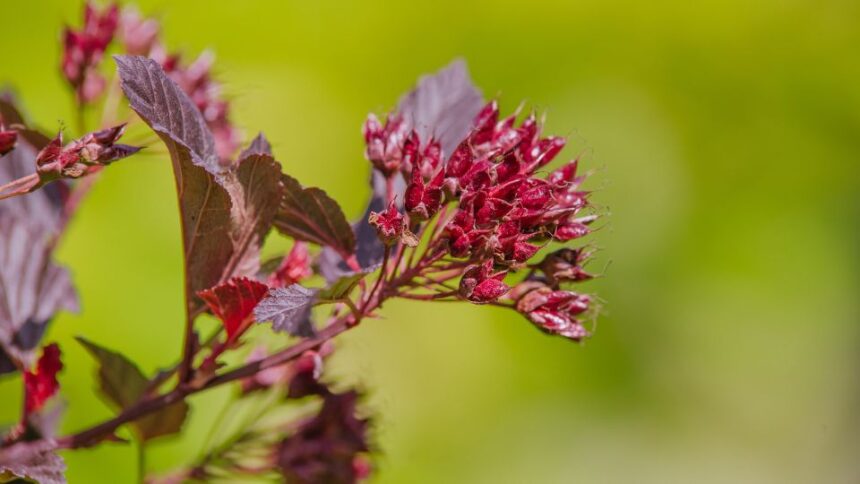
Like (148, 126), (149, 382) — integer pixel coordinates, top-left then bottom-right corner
(77, 337), (189, 442)
(254, 284), (317, 337)
(273, 174), (355, 257)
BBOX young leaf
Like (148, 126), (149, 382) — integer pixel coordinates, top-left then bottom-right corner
(273, 174), (355, 257)
(254, 285), (317, 337)
(397, 59), (484, 156)
(197, 277), (269, 339)
(0, 440), (66, 484)
(317, 271), (370, 302)
(0, 212), (78, 375)
(76, 337), (189, 442)
(115, 56), (283, 312)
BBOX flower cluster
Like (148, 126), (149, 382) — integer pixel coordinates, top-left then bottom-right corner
(35, 124), (140, 180)
(363, 100), (599, 340)
(1, 4), (606, 479)
(61, 2), (118, 104)
(119, 8), (239, 160)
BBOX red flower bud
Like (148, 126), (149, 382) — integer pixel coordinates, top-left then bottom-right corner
(404, 167), (444, 220)
(369, 201), (406, 245)
(363, 113), (408, 175)
(459, 260), (509, 303)
(0, 129), (17, 155)
(555, 215), (597, 241)
(36, 125), (140, 180)
(516, 287), (592, 341)
(538, 248), (594, 286)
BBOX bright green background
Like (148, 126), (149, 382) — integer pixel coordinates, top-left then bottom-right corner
(3, 0), (859, 482)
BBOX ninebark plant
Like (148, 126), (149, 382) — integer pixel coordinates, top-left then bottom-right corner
(0, 3), (602, 483)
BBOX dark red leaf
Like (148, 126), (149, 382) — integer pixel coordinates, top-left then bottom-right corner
(273, 173), (354, 257)
(77, 337), (189, 442)
(198, 277), (269, 340)
(254, 284), (317, 337)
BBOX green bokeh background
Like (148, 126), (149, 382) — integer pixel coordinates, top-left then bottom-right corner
(3, 0), (859, 482)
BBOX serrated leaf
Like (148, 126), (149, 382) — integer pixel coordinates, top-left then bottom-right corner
(0, 212), (77, 375)
(254, 285), (317, 337)
(0, 441), (65, 484)
(115, 56), (283, 312)
(397, 59), (484, 156)
(76, 337), (188, 442)
(197, 277), (269, 339)
(273, 174), (355, 257)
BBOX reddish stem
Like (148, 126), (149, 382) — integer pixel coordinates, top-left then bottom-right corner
(0, 173), (40, 201)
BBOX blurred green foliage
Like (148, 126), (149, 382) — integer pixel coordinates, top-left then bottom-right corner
(2, 0), (859, 482)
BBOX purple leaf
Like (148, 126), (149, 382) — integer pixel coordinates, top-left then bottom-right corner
(317, 270), (371, 302)
(115, 55), (231, 311)
(273, 174), (355, 257)
(397, 59), (485, 156)
(254, 284), (317, 337)
(77, 337), (189, 442)
(0, 440), (66, 484)
(0, 212), (77, 375)
(115, 56), (283, 312)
